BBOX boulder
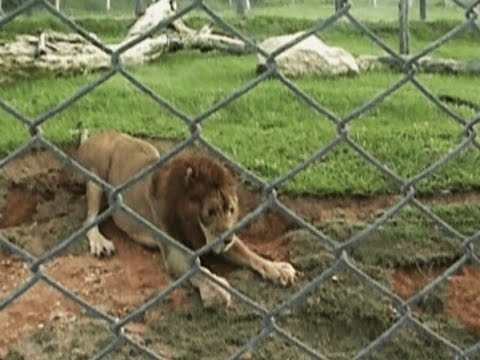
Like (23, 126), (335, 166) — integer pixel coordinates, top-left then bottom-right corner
(257, 32), (359, 77)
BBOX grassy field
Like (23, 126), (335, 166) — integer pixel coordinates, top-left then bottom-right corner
(1, 50), (478, 195)
(4, 0), (471, 21)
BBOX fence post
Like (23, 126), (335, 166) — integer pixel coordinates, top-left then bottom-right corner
(135, 0), (146, 18)
(335, 0), (347, 13)
(55, 0), (60, 11)
(398, 0), (410, 55)
(419, 0), (426, 20)
(106, 0), (111, 11)
(234, 0), (250, 16)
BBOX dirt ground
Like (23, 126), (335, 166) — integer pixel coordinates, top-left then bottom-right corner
(1, 141), (479, 359)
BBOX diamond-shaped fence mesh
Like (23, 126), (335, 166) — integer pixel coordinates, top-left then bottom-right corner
(0, 0), (479, 359)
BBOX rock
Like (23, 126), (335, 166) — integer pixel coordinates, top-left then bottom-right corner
(257, 32), (359, 77)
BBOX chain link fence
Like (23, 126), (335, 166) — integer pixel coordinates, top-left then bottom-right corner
(1, 0), (480, 358)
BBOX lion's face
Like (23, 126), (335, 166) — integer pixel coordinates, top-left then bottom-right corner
(162, 152), (240, 253)
(198, 191), (239, 253)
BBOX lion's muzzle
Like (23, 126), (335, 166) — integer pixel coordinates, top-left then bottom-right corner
(199, 222), (235, 254)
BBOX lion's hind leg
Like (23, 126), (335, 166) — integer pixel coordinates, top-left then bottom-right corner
(84, 178), (115, 257)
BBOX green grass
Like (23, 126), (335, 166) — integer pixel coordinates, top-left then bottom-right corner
(1, 50), (478, 196)
(2, 0), (471, 21)
(321, 202), (480, 269)
(190, 2), (469, 22)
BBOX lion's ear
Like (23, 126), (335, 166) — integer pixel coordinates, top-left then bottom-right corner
(185, 166), (195, 187)
(151, 171), (163, 198)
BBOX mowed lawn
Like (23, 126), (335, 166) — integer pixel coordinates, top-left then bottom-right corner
(0, 11), (479, 196)
(1, 50), (478, 196)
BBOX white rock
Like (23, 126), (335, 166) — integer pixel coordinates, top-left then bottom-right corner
(257, 32), (359, 77)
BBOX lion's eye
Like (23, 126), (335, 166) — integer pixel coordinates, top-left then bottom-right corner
(229, 206), (235, 214)
(208, 208), (216, 217)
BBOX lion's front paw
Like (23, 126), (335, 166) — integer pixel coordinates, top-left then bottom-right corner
(197, 274), (232, 308)
(87, 228), (115, 257)
(260, 260), (297, 286)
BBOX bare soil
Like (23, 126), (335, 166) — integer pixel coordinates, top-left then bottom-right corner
(1, 141), (479, 359)
(448, 266), (480, 336)
(393, 265), (480, 338)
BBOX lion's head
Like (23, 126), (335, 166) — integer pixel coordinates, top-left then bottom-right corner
(162, 152), (239, 254)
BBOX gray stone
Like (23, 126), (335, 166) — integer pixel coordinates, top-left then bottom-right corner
(257, 32), (359, 77)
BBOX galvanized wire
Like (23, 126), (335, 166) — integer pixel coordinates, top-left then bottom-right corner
(0, 0), (479, 359)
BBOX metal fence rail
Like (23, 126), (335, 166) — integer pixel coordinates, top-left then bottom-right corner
(1, 0), (479, 358)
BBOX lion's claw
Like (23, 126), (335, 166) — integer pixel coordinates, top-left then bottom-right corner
(88, 229), (115, 257)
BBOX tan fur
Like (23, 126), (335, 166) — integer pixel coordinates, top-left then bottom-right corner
(77, 131), (297, 307)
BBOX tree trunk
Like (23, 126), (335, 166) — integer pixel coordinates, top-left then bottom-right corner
(0, 0), (247, 84)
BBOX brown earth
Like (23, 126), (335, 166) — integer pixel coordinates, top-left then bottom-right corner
(393, 266), (480, 337)
(448, 266), (480, 336)
(1, 142), (480, 357)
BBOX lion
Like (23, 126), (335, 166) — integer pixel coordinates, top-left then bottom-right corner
(76, 131), (297, 307)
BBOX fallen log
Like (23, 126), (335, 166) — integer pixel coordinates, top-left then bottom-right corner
(0, 0), (247, 83)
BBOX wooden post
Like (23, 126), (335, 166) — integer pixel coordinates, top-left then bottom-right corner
(55, 0), (60, 11)
(106, 0), (111, 11)
(399, 0), (410, 55)
(419, 0), (426, 20)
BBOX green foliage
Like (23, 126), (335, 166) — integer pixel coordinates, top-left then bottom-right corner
(321, 203), (480, 269)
